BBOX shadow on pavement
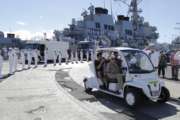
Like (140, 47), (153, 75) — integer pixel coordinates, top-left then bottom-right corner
(0, 74), (11, 81)
(56, 70), (180, 120)
(164, 77), (179, 81)
(0, 68), (31, 82)
(85, 90), (180, 120)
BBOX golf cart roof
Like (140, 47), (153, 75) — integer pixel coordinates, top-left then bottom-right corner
(97, 47), (140, 52)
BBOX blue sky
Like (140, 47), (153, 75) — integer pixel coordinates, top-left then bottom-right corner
(0, 0), (180, 43)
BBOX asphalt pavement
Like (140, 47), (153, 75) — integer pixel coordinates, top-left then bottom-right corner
(0, 61), (180, 120)
(0, 63), (108, 120)
(64, 62), (180, 120)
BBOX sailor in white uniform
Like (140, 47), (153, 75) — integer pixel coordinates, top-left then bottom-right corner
(65, 52), (69, 64)
(80, 50), (83, 63)
(13, 48), (18, 73)
(90, 50), (94, 61)
(44, 48), (48, 67)
(75, 50), (78, 63)
(8, 48), (14, 75)
(86, 50), (89, 62)
(20, 50), (25, 70)
(71, 51), (74, 64)
(0, 49), (3, 79)
(33, 49), (38, 68)
(53, 50), (57, 66)
(27, 49), (32, 69)
(58, 51), (62, 65)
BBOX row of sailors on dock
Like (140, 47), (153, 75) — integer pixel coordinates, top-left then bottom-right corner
(0, 48), (94, 79)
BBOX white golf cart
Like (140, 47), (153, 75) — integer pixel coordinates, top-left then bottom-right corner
(83, 47), (170, 107)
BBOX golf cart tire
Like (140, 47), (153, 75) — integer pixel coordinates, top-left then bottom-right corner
(83, 78), (92, 93)
(124, 87), (141, 107)
(158, 87), (170, 103)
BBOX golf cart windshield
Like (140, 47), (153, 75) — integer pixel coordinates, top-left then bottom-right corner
(122, 50), (154, 74)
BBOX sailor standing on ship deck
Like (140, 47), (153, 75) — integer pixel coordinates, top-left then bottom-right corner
(0, 49), (3, 79)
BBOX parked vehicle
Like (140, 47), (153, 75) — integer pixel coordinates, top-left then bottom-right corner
(24, 40), (69, 62)
(83, 47), (170, 107)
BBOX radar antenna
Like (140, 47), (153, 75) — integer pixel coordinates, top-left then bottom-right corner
(114, 0), (143, 30)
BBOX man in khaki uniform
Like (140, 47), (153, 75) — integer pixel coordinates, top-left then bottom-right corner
(106, 52), (123, 92)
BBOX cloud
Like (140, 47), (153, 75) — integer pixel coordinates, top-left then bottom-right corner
(16, 21), (27, 26)
(11, 30), (54, 40)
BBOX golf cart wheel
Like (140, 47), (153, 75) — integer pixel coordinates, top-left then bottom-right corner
(124, 88), (140, 107)
(83, 78), (92, 93)
(158, 87), (170, 103)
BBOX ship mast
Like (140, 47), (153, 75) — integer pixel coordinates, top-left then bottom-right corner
(130, 0), (139, 30)
(114, 0), (143, 47)
(115, 0), (142, 29)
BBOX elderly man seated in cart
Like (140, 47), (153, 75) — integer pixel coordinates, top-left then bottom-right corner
(105, 52), (123, 92)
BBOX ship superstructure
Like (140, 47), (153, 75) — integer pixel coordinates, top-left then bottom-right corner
(63, 0), (159, 49)
(63, 5), (118, 46)
(115, 0), (159, 48)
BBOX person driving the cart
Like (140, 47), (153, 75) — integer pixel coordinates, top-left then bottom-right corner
(106, 52), (123, 92)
